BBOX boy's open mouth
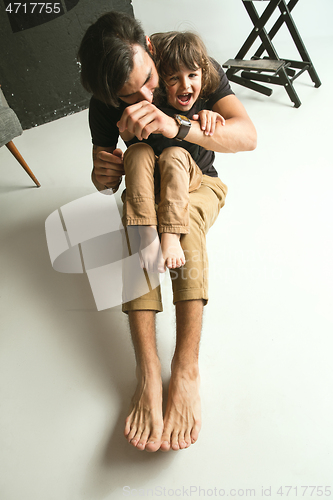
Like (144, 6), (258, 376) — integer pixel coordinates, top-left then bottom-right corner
(177, 93), (192, 105)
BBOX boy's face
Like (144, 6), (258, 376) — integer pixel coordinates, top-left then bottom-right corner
(117, 43), (158, 105)
(164, 66), (202, 112)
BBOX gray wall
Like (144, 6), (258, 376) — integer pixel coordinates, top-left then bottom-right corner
(0, 0), (134, 130)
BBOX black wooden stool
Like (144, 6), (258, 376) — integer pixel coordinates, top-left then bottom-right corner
(223, 0), (321, 107)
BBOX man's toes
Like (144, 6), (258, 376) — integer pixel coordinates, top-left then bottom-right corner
(160, 430), (171, 452)
(137, 429), (150, 450)
(126, 424), (137, 442)
(190, 424), (200, 444)
(171, 432), (180, 451)
(130, 428), (143, 447)
(145, 439), (161, 453)
(160, 440), (171, 452)
(184, 429), (192, 448)
(145, 441), (159, 452)
(178, 432), (187, 449)
(144, 425), (162, 452)
(191, 431), (199, 444)
(124, 417), (132, 437)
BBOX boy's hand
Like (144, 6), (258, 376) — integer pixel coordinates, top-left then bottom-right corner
(92, 146), (125, 191)
(192, 110), (225, 136)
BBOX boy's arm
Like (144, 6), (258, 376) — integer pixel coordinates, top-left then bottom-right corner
(186, 95), (257, 153)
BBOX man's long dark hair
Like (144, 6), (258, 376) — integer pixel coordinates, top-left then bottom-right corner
(78, 11), (148, 107)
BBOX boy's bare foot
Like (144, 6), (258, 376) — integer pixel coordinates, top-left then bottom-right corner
(124, 364), (164, 452)
(160, 364), (201, 451)
(138, 226), (165, 273)
(160, 233), (186, 270)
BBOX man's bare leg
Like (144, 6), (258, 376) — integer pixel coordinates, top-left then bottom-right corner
(160, 299), (203, 451)
(124, 310), (164, 452)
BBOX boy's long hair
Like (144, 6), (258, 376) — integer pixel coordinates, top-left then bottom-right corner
(78, 11), (149, 107)
(150, 31), (220, 103)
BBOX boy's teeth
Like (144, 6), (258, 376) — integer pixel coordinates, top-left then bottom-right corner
(178, 94), (190, 102)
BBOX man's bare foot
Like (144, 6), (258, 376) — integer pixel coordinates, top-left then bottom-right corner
(138, 226), (165, 273)
(160, 364), (201, 451)
(124, 364), (164, 452)
(160, 233), (185, 270)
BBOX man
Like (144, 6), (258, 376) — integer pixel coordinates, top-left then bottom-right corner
(78, 11), (256, 453)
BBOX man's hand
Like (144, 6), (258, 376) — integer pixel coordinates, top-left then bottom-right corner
(117, 101), (179, 141)
(192, 110), (225, 136)
(92, 146), (125, 191)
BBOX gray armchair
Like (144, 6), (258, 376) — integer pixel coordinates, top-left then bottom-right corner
(0, 86), (40, 187)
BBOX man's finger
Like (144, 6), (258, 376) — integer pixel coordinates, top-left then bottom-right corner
(98, 150), (124, 164)
(141, 118), (162, 140)
(95, 164), (124, 175)
(125, 106), (156, 136)
(133, 112), (158, 140)
(117, 101), (151, 132)
(112, 148), (124, 159)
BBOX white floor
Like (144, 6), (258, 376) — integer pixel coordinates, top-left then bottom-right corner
(1, 37), (332, 500)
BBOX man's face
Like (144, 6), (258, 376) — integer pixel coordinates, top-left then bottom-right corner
(117, 44), (158, 105)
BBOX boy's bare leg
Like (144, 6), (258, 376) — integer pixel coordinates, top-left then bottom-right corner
(160, 233), (186, 270)
(160, 299), (203, 451)
(124, 310), (164, 452)
(138, 227), (186, 272)
(138, 225), (165, 273)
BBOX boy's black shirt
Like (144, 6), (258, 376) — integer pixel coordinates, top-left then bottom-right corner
(89, 61), (234, 177)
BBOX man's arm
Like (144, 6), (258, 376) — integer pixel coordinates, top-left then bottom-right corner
(188, 94), (257, 153)
(117, 96), (257, 153)
(92, 145), (125, 191)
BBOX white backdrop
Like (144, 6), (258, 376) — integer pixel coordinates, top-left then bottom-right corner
(132, 0), (333, 65)
(1, 2), (332, 499)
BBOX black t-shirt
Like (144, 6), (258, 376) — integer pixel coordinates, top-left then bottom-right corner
(89, 61), (234, 177)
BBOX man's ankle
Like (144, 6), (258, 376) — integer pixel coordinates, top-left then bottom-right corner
(136, 358), (161, 378)
(171, 356), (199, 377)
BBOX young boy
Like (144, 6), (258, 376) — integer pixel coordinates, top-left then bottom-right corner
(119, 31), (229, 272)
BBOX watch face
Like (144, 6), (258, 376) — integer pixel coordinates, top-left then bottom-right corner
(176, 114), (191, 126)
(174, 113), (191, 141)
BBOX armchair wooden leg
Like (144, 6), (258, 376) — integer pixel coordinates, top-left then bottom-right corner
(6, 140), (41, 187)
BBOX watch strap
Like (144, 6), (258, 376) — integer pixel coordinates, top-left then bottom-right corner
(174, 114), (191, 141)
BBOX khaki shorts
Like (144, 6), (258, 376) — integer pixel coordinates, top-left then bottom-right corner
(121, 143), (228, 312)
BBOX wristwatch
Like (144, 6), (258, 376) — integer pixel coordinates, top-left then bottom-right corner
(173, 114), (191, 141)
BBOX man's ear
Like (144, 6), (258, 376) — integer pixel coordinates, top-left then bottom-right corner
(146, 36), (154, 55)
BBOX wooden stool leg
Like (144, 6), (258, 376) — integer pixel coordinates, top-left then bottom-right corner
(278, 68), (302, 108)
(6, 141), (41, 187)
